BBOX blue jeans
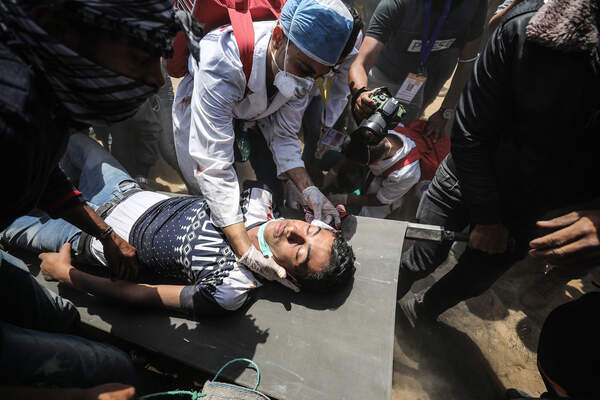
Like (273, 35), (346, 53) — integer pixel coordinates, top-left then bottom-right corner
(1, 134), (139, 254)
(0, 251), (136, 387)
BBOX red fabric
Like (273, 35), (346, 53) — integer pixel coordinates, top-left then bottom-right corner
(381, 146), (421, 177)
(393, 120), (451, 181)
(45, 190), (82, 214)
(167, 0), (284, 80)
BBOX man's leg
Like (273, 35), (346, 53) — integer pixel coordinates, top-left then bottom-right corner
(156, 66), (180, 173)
(398, 157), (470, 298)
(301, 97), (324, 181)
(399, 157), (527, 325)
(0, 321), (136, 388)
(60, 134), (139, 207)
(0, 213), (81, 254)
(405, 246), (517, 324)
(248, 128), (284, 207)
(0, 250), (79, 333)
(96, 98), (159, 181)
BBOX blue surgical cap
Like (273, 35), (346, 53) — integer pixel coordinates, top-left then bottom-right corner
(280, 0), (353, 66)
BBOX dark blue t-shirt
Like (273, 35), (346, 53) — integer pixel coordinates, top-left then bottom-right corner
(130, 185), (273, 319)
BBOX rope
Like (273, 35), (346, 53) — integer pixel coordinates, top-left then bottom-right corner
(140, 358), (261, 398)
(212, 358), (261, 390)
(141, 390), (205, 399)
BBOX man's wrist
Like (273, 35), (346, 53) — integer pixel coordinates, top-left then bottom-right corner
(286, 167), (313, 192)
(351, 86), (368, 108)
(96, 226), (114, 242)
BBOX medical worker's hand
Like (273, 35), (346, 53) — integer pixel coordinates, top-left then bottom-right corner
(303, 186), (341, 228)
(327, 193), (348, 206)
(529, 210), (600, 268)
(469, 223), (509, 254)
(102, 231), (140, 281)
(352, 88), (379, 122)
(286, 180), (306, 210)
(423, 111), (447, 142)
(239, 245), (300, 292)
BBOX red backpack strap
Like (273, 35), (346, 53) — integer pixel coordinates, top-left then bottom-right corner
(226, 0), (255, 93)
(382, 147), (420, 178)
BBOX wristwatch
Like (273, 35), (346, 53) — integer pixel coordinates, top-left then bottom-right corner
(440, 108), (454, 120)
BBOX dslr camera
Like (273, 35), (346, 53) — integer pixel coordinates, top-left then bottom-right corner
(343, 88), (406, 164)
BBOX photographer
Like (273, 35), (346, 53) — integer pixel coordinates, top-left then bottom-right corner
(348, 0), (487, 140)
(327, 127), (421, 219)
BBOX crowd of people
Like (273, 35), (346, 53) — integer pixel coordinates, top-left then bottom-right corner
(0, 0), (598, 398)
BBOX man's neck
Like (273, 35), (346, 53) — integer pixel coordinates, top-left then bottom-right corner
(387, 134), (403, 154)
(247, 225), (261, 250)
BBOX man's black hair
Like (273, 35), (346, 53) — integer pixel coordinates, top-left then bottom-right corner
(340, 5), (363, 60)
(295, 235), (356, 293)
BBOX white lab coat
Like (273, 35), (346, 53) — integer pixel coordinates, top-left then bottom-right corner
(310, 32), (362, 128)
(173, 21), (311, 228)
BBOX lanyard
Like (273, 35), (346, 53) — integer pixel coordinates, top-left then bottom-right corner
(317, 76), (332, 128)
(317, 76), (332, 106)
(420, 0), (452, 71)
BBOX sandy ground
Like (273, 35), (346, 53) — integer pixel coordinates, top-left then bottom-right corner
(140, 78), (597, 400)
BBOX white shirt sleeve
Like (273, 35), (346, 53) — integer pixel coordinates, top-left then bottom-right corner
(188, 46), (247, 228)
(258, 94), (311, 177)
(376, 161), (421, 205)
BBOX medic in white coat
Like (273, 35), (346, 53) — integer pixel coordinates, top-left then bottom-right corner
(173, 0), (354, 287)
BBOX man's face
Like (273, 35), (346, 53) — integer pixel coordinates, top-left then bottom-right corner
(264, 219), (335, 278)
(31, 6), (164, 88)
(271, 29), (330, 79)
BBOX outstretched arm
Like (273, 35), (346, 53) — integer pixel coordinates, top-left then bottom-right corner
(39, 243), (183, 310)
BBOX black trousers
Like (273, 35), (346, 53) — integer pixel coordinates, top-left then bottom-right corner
(537, 292), (599, 400)
(399, 156), (532, 319)
(247, 127), (284, 208)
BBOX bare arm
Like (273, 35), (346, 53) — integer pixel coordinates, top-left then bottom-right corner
(222, 222), (253, 258)
(348, 37), (385, 121)
(286, 166), (314, 192)
(439, 37), (482, 111)
(348, 36), (384, 93)
(39, 244), (182, 309)
(58, 202), (140, 281)
(424, 37), (482, 140)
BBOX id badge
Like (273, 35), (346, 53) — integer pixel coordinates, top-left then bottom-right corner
(319, 127), (347, 150)
(395, 73), (427, 104)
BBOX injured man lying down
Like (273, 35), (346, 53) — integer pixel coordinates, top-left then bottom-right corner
(1, 134), (355, 320)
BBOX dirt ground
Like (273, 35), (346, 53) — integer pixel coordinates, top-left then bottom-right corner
(141, 78), (597, 400)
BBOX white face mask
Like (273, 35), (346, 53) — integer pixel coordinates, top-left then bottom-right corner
(270, 37), (315, 100)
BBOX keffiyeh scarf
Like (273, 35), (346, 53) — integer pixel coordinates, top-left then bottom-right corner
(0, 0), (179, 125)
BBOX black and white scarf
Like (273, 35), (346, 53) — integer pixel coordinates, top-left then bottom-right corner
(0, 0), (180, 125)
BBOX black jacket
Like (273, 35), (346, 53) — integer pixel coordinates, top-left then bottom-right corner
(451, 0), (600, 226)
(0, 43), (82, 231)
